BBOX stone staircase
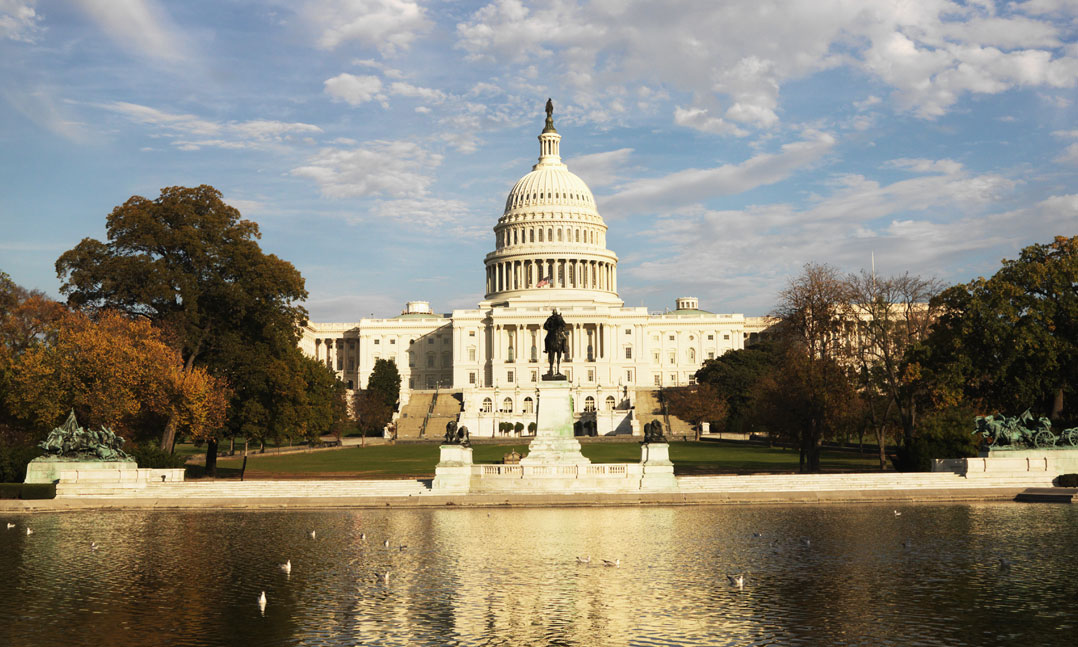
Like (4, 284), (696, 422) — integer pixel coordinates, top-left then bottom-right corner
(56, 479), (431, 499)
(635, 389), (693, 437)
(676, 471), (1056, 493)
(395, 391), (463, 439)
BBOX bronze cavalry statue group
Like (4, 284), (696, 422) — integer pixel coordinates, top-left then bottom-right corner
(974, 410), (1078, 449)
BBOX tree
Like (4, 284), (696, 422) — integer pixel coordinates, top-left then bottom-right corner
(771, 263), (855, 472)
(663, 384), (729, 439)
(916, 236), (1078, 422)
(55, 185), (308, 459)
(695, 342), (779, 434)
(366, 358), (401, 411)
(2, 307), (228, 444)
(844, 270), (943, 465)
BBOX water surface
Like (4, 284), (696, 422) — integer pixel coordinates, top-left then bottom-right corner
(1, 503), (1076, 646)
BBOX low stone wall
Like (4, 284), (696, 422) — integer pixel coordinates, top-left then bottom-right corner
(933, 448), (1078, 479)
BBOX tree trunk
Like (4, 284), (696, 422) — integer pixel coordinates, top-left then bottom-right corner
(205, 438), (218, 478)
(229, 436), (234, 455)
(160, 414), (179, 453)
(1051, 387), (1064, 420)
(244, 437), (249, 456)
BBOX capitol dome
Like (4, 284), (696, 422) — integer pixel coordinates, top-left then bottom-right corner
(483, 101), (620, 306)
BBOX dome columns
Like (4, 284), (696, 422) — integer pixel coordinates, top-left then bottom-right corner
(483, 256), (617, 297)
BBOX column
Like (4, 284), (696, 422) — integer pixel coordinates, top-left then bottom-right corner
(612, 266), (617, 293)
(599, 324), (604, 359)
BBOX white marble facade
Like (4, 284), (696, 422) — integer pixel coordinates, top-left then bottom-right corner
(300, 110), (776, 436)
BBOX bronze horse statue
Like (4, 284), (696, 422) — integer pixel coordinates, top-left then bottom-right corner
(546, 327), (568, 375)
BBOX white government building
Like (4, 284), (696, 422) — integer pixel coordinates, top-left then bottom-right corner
(300, 106), (773, 438)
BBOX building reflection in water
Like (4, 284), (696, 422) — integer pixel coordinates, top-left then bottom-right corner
(1, 504), (1077, 646)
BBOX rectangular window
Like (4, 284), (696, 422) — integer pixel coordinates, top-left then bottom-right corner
(668, 335), (675, 341)
(428, 338), (434, 344)
(669, 353), (675, 365)
(531, 371), (537, 382)
(427, 355), (435, 368)
(624, 347), (632, 359)
(469, 372), (476, 384)
(588, 369), (595, 382)
(625, 329), (632, 335)
(669, 374), (676, 384)
(625, 370), (633, 383)
(654, 374), (661, 386)
(469, 330), (475, 336)
(468, 348), (476, 361)
(708, 352), (715, 360)
(374, 339), (380, 345)
(389, 339), (395, 344)
(507, 371), (514, 383)
(724, 334), (730, 340)
(653, 352), (659, 364)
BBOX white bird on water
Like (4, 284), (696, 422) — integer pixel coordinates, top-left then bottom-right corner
(727, 574), (745, 591)
(90, 542), (98, 552)
(308, 530), (316, 539)
(377, 570), (390, 584)
(602, 558), (620, 568)
(383, 539), (390, 548)
(259, 591), (267, 616)
(894, 510), (902, 517)
(6, 522), (14, 530)
(280, 560), (291, 576)
(25, 527), (33, 536)
(359, 532), (366, 541)
(576, 555), (591, 564)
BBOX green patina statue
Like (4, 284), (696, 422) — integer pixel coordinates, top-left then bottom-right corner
(38, 410), (131, 461)
(974, 410), (1078, 450)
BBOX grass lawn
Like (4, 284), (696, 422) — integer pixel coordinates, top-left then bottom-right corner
(204, 441), (880, 479)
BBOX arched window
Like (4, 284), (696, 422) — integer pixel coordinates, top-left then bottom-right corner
(575, 229), (580, 242)
(548, 228), (553, 241)
(502, 397), (513, 413)
(512, 229), (517, 245)
(605, 395), (616, 410)
(584, 396), (596, 412)
(481, 397), (492, 413)
(523, 397), (534, 413)
(558, 229), (563, 242)
(530, 228), (535, 242)
(539, 228), (544, 242)
(688, 348), (696, 362)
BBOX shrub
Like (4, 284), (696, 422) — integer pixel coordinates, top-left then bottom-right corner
(528, 422), (536, 434)
(1057, 474), (1078, 488)
(892, 407), (981, 472)
(0, 445), (44, 483)
(0, 483), (55, 499)
(514, 422), (524, 434)
(128, 443), (186, 469)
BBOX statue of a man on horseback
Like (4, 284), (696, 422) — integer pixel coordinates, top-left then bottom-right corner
(543, 309), (569, 377)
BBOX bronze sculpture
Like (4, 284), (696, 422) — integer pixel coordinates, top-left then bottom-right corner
(643, 420), (667, 443)
(38, 410), (130, 461)
(543, 309), (569, 377)
(974, 410), (1078, 449)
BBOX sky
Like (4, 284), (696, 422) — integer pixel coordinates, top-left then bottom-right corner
(0, 0), (1076, 322)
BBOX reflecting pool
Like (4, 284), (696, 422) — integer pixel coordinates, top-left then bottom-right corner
(2, 503), (1076, 646)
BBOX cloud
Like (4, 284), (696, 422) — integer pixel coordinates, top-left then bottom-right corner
(305, 0), (430, 55)
(565, 148), (633, 188)
(291, 140), (442, 198)
(324, 73), (385, 106)
(0, 0), (40, 42)
(73, 0), (189, 63)
(98, 101), (322, 149)
(455, 0), (1078, 132)
(2, 86), (93, 143)
(602, 130), (835, 216)
(620, 159), (1049, 314)
(372, 196), (479, 230)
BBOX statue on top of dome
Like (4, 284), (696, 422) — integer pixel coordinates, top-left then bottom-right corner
(544, 98), (556, 133)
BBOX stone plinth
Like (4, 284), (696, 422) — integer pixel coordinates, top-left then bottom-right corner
(520, 381), (590, 466)
(933, 448), (1078, 478)
(25, 458), (138, 484)
(432, 445), (473, 493)
(639, 443), (678, 491)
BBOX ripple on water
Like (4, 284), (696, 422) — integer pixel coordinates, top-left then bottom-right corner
(1, 504), (1077, 646)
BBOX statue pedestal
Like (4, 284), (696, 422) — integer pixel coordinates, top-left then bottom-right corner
(25, 458), (138, 484)
(639, 443), (677, 491)
(432, 445), (473, 493)
(521, 382), (590, 466)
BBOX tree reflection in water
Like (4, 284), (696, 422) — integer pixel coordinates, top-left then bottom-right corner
(1, 504), (1076, 646)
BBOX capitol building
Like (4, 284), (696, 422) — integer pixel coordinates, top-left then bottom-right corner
(300, 105), (773, 437)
